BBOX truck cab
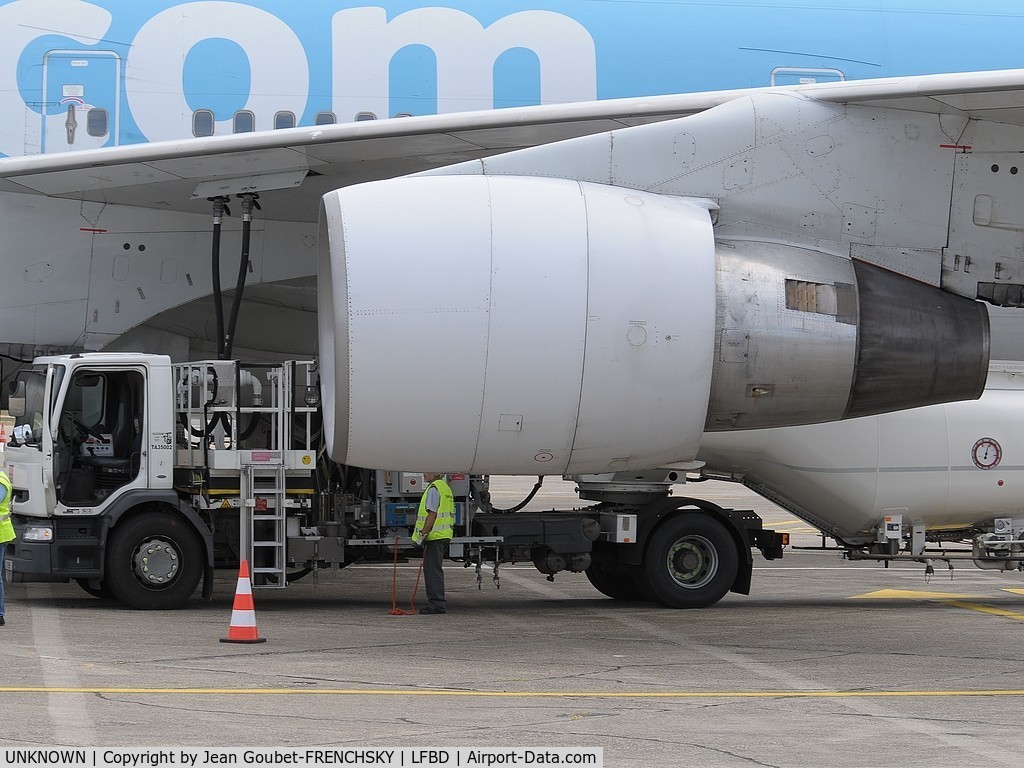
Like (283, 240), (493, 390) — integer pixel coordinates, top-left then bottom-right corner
(7, 353), (173, 515)
(4, 353), (197, 606)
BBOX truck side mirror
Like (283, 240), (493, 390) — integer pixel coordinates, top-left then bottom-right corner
(7, 380), (26, 418)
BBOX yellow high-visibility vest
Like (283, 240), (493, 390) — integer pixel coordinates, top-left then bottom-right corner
(0, 471), (15, 544)
(412, 478), (455, 543)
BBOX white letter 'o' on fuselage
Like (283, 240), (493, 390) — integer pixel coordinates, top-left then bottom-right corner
(125, 1), (309, 142)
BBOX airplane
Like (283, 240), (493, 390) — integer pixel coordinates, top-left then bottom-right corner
(2, 0), (1024, 477)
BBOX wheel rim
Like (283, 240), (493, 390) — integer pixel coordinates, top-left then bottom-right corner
(130, 536), (181, 588)
(666, 534), (718, 589)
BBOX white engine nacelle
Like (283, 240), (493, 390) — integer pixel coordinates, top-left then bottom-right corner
(319, 175), (717, 474)
(318, 175), (989, 474)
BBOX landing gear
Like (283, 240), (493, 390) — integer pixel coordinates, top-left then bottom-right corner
(641, 513), (738, 608)
(105, 511), (203, 609)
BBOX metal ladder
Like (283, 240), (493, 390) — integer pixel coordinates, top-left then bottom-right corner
(242, 461), (289, 588)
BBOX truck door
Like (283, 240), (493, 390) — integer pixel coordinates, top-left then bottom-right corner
(41, 50), (121, 154)
(56, 368), (145, 506)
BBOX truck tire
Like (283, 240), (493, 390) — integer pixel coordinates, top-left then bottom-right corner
(105, 510), (203, 609)
(640, 512), (739, 608)
(584, 564), (646, 601)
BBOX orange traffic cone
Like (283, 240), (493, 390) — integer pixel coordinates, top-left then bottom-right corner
(220, 560), (266, 644)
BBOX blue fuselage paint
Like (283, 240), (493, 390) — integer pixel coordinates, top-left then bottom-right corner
(1, 0), (1022, 156)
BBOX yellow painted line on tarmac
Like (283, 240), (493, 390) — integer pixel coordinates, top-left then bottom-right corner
(851, 589), (1024, 622)
(850, 589), (975, 600)
(939, 601), (1024, 622)
(2, 687), (1024, 699)
(1002, 588), (1024, 596)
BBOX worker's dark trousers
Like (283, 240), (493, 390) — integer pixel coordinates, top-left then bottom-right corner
(423, 538), (449, 610)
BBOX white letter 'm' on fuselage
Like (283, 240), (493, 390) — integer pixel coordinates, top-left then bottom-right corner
(331, 7), (596, 121)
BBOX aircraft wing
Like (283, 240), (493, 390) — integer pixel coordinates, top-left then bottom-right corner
(3, 69), (1024, 223)
(802, 67), (1024, 115)
(0, 88), (746, 223)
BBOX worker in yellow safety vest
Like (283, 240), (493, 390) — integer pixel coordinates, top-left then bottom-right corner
(411, 472), (455, 614)
(0, 468), (14, 626)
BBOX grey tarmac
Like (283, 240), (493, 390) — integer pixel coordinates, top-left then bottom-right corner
(2, 479), (1023, 768)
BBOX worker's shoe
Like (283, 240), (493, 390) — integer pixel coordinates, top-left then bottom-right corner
(0, 615), (5, 626)
(419, 605), (446, 615)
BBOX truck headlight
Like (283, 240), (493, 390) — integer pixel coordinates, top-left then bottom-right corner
(22, 526), (53, 542)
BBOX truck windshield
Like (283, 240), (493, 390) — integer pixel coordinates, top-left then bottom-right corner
(12, 364), (65, 447)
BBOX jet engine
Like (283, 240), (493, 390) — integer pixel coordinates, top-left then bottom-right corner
(318, 175), (989, 474)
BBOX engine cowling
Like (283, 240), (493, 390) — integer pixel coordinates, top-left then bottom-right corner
(319, 175), (717, 474)
(318, 175), (989, 474)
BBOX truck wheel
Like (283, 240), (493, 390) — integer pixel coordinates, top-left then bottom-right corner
(585, 564), (646, 601)
(106, 511), (203, 609)
(641, 513), (738, 608)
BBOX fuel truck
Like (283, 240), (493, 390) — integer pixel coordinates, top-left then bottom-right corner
(2, 353), (786, 609)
